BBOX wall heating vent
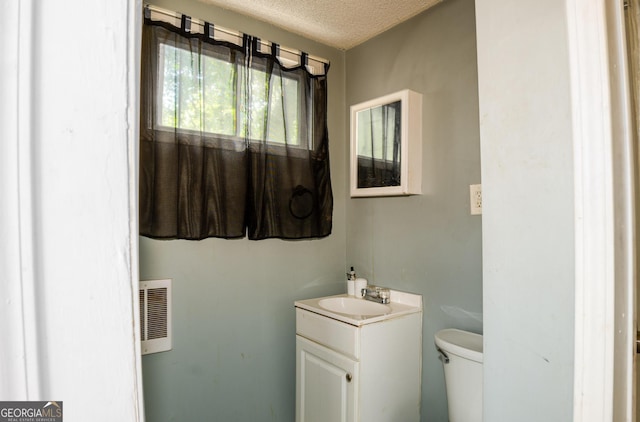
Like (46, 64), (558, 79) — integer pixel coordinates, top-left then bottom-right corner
(139, 279), (172, 355)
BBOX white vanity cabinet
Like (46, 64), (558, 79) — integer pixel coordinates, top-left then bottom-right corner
(295, 292), (423, 422)
(296, 335), (358, 421)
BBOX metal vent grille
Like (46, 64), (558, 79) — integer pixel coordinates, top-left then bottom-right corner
(139, 288), (145, 341)
(147, 288), (168, 339)
(140, 279), (172, 355)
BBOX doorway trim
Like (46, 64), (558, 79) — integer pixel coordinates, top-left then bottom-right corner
(568, 0), (635, 420)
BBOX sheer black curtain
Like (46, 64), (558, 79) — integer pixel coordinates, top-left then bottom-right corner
(139, 17), (332, 240)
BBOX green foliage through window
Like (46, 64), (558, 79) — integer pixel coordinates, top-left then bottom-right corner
(158, 43), (302, 147)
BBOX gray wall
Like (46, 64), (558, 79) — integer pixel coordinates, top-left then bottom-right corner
(139, 1), (347, 421)
(345, 0), (482, 420)
(141, 0), (482, 421)
(475, 0), (575, 420)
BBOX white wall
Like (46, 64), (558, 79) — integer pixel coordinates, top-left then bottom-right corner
(475, 0), (576, 420)
(0, 1), (144, 420)
(477, 1), (635, 419)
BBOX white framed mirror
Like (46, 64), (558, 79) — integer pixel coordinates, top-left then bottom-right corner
(350, 89), (422, 197)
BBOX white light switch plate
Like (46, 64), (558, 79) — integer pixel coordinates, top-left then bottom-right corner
(470, 184), (482, 215)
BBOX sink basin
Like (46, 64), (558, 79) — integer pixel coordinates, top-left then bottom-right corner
(318, 297), (391, 316)
(296, 292), (422, 326)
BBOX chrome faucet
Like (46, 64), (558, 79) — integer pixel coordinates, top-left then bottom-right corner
(362, 286), (391, 304)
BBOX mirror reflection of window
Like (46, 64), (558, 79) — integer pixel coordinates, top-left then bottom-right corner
(356, 100), (402, 188)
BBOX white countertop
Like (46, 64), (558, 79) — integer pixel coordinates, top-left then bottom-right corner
(294, 290), (422, 326)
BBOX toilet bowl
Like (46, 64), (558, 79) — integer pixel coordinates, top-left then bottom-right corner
(435, 328), (483, 422)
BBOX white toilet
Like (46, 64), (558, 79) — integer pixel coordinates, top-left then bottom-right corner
(435, 328), (483, 422)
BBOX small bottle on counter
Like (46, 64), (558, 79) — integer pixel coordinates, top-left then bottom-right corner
(347, 267), (356, 295)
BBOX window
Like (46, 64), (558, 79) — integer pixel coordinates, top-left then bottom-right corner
(139, 13), (333, 240)
(156, 41), (305, 148)
(158, 43), (237, 137)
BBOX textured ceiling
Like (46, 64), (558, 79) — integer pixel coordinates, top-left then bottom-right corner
(198, 0), (443, 50)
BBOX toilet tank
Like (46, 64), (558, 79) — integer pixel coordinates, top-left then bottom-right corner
(435, 329), (483, 422)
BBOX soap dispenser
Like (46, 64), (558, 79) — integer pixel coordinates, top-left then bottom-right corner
(346, 267), (356, 295)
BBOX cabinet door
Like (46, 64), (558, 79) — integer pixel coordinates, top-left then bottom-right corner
(296, 335), (358, 422)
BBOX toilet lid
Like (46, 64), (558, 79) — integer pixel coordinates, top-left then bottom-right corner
(435, 328), (483, 363)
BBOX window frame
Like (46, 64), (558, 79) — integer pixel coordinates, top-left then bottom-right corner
(152, 37), (310, 155)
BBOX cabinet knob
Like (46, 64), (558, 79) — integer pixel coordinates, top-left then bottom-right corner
(346, 373), (352, 383)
